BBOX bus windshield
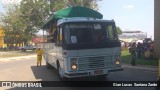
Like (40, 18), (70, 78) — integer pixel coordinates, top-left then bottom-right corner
(64, 22), (118, 44)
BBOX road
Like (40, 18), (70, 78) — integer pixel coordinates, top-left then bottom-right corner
(0, 57), (158, 90)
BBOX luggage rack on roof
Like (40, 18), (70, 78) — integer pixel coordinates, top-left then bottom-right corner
(57, 17), (100, 25)
(57, 17), (115, 25)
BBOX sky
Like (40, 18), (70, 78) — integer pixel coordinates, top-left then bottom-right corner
(0, 0), (154, 39)
(98, 0), (154, 39)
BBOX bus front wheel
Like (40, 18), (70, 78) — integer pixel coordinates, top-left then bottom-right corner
(46, 62), (52, 69)
(57, 62), (67, 81)
(97, 74), (107, 80)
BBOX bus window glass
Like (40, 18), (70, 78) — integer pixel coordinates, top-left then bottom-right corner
(107, 25), (114, 39)
(64, 24), (93, 44)
(71, 36), (77, 43)
(94, 24), (105, 42)
(105, 24), (117, 40)
(64, 25), (70, 44)
(59, 27), (62, 46)
(64, 22), (117, 44)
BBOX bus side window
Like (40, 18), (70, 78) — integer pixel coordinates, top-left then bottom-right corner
(55, 26), (62, 47)
(59, 27), (62, 46)
(53, 30), (58, 43)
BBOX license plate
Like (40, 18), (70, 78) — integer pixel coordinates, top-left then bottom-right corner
(94, 70), (103, 75)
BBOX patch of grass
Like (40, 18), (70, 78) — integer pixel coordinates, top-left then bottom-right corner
(0, 51), (36, 58)
(0, 54), (33, 58)
(121, 50), (159, 66)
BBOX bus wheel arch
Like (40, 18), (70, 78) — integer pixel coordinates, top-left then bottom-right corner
(56, 60), (59, 69)
(45, 55), (51, 69)
(56, 60), (66, 80)
(46, 61), (52, 69)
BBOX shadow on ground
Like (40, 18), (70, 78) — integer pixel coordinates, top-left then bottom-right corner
(4, 65), (157, 90)
(30, 65), (59, 81)
(30, 65), (109, 81)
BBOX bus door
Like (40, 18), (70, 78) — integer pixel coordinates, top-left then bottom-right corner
(55, 26), (64, 68)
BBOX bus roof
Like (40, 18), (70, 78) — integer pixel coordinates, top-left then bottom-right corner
(41, 6), (103, 29)
(57, 17), (115, 25)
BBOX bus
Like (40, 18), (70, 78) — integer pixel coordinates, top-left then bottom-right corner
(40, 6), (123, 80)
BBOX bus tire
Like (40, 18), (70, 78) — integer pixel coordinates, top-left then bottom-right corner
(57, 62), (67, 81)
(46, 62), (52, 69)
(97, 74), (107, 80)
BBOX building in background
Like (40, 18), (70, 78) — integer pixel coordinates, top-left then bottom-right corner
(32, 30), (48, 44)
(119, 31), (147, 42)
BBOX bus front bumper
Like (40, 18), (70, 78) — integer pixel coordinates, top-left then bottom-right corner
(64, 67), (124, 78)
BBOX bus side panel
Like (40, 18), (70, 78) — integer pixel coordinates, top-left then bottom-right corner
(56, 46), (65, 74)
(48, 46), (57, 69)
(41, 43), (57, 69)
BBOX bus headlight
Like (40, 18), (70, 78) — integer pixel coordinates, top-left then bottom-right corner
(70, 58), (78, 70)
(71, 64), (77, 70)
(115, 56), (120, 65)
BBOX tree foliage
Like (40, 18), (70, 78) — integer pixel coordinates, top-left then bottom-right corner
(0, 5), (26, 47)
(64, 0), (102, 10)
(20, 0), (50, 27)
(0, 0), (101, 47)
(48, 0), (102, 13)
(116, 27), (122, 35)
(19, 0), (50, 45)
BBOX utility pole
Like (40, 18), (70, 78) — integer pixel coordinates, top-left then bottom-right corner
(154, 0), (160, 59)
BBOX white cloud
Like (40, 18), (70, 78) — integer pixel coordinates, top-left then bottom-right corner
(123, 5), (135, 9)
(114, 16), (120, 20)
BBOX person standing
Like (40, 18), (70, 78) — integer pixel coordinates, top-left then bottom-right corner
(131, 48), (136, 66)
(130, 42), (136, 66)
(35, 48), (44, 66)
(137, 42), (142, 58)
(95, 30), (104, 42)
(149, 41), (154, 59)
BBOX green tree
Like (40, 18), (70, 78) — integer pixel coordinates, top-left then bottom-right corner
(20, 0), (50, 45)
(20, 0), (50, 27)
(116, 27), (122, 35)
(0, 5), (26, 47)
(49, 0), (66, 13)
(49, 0), (102, 13)
(0, 0), (102, 47)
(64, 0), (102, 10)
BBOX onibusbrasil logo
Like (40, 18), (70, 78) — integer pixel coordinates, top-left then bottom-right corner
(1, 82), (42, 88)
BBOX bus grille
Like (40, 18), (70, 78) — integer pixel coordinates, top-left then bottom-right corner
(78, 56), (114, 71)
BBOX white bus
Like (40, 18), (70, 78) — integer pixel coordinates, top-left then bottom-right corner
(41, 17), (123, 80)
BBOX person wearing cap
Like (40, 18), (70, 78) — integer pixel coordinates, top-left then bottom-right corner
(35, 48), (44, 66)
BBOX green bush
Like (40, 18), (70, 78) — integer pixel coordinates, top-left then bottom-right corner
(121, 50), (158, 66)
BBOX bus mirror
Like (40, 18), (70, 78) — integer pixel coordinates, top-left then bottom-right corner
(71, 36), (77, 43)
